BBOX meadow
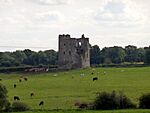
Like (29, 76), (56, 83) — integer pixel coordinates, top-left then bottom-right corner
(12, 109), (150, 113)
(0, 67), (150, 112)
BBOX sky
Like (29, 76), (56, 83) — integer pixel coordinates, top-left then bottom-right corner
(0, 0), (150, 52)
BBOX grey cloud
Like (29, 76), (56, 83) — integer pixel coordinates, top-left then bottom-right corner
(30, 0), (70, 5)
(94, 1), (126, 22)
(93, 0), (149, 28)
(35, 11), (62, 22)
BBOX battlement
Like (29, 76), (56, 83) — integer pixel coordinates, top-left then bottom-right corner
(59, 34), (71, 39)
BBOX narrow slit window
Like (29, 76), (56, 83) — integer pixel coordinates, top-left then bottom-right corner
(69, 51), (71, 55)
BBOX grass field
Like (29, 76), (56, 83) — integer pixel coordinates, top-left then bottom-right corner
(12, 109), (150, 113)
(0, 67), (150, 111)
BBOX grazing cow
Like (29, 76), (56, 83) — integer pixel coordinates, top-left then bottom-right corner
(91, 72), (94, 75)
(71, 75), (74, 79)
(93, 77), (98, 81)
(53, 74), (57, 77)
(92, 68), (95, 71)
(121, 70), (124, 72)
(25, 68), (48, 73)
(39, 101), (44, 106)
(80, 74), (85, 77)
(14, 96), (20, 100)
(46, 68), (49, 72)
(30, 93), (34, 97)
(14, 84), (16, 88)
(103, 71), (106, 75)
(20, 75), (24, 78)
(24, 77), (28, 81)
(19, 79), (22, 82)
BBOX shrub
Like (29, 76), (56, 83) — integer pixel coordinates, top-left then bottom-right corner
(93, 91), (136, 110)
(75, 101), (94, 109)
(119, 91), (136, 109)
(139, 93), (150, 109)
(75, 102), (88, 109)
(93, 91), (119, 110)
(12, 101), (30, 112)
(0, 83), (10, 111)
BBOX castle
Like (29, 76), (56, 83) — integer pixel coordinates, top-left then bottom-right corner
(58, 34), (90, 70)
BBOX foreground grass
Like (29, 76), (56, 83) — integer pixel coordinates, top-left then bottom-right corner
(0, 67), (150, 109)
(12, 109), (150, 113)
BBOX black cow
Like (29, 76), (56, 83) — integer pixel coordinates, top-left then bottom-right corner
(19, 79), (22, 82)
(0, 78), (2, 81)
(93, 77), (98, 81)
(14, 84), (16, 88)
(30, 93), (34, 97)
(39, 101), (44, 106)
(14, 96), (20, 100)
(24, 77), (28, 81)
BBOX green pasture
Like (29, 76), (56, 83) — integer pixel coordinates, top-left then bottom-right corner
(12, 109), (150, 113)
(0, 67), (150, 110)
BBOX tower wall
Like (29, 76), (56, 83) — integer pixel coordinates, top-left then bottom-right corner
(58, 34), (90, 70)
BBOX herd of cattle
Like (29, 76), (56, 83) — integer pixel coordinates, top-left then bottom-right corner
(12, 76), (44, 107)
(25, 68), (49, 73)
(0, 68), (112, 108)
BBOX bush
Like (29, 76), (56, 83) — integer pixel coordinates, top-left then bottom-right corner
(0, 83), (10, 111)
(119, 91), (136, 109)
(75, 101), (94, 109)
(139, 93), (150, 109)
(75, 102), (88, 109)
(94, 91), (119, 110)
(93, 91), (136, 110)
(12, 101), (30, 112)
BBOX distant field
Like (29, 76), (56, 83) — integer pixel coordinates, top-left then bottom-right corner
(0, 67), (150, 110)
(12, 109), (150, 113)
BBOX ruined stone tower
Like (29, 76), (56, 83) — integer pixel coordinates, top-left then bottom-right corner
(58, 34), (90, 70)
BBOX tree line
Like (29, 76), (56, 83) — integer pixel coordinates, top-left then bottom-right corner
(0, 45), (150, 67)
(90, 45), (150, 65)
(0, 49), (58, 67)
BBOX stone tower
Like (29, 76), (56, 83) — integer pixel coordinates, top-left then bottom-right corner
(58, 34), (90, 70)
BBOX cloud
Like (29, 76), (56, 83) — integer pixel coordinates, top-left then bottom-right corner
(93, 0), (149, 27)
(30, 0), (72, 5)
(0, 0), (150, 51)
(0, 0), (13, 3)
(35, 11), (63, 22)
(104, 1), (125, 14)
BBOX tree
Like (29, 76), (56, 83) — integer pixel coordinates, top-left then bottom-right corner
(44, 50), (58, 65)
(0, 52), (17, 67)
(101, 46), (125, 64)
(11, 50), (27, 64)
(23, 49), (58, 66)
(23, 49), (34, 56)
(0, 83), (10, 111)
(136, 48), (145, 62)
(23, 50), (37, 65)
(125, 45), (138, 62)
(144, 47), (150, 64)
(37, 51), (47, 65)
(90, 45), (101, 65)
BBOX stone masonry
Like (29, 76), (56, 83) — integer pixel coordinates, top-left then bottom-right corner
(58, 34), (90, 70)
